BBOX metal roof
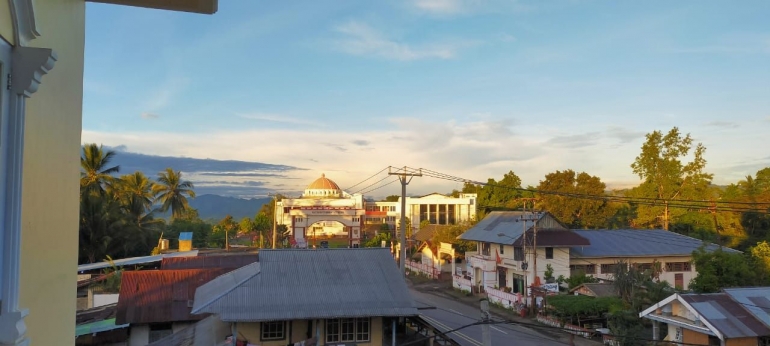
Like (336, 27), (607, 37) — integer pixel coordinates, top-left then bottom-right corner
(161, 254), (258, 270)
(511, 229), (590, 247)
(76, 318), (129, 337)
(724, 287), (770, 328)
(116, 268), (230, 324)
(192, 248), (418, 322)
(568, 283), (618, 298)
(77, 251), (199, 272)
(681, 293), (770, 338)
(570, 229), (738, 258)
(179, 232), (193, 241)
(458, 211), (558, 244)
(147, 315), (230, 346)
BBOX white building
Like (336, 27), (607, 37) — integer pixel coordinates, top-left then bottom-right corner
(275, 174), (477, 248)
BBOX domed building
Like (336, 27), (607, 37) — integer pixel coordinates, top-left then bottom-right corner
(303, 173), (343, 198)
(275, 173), (478, 249)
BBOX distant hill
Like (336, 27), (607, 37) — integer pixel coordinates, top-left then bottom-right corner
(160, 194), (271, 222)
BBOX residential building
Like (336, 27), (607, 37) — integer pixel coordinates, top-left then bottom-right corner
(568, 283), (617, 298)
(569, 229), (736, 290)
(191, 248), (419, 346)
(458, 211), (585, 297)
(0, 2), (216, 345)
(275, 174), (476, 248)
(640, 287), (770, 345)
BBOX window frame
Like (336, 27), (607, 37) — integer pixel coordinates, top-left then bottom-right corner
(260, 321), (287, 341)
(665, 262), (692, 272)
(514, 247), (524, 261)
(326, 318), (370, 343)
(545, 247), (554, 259)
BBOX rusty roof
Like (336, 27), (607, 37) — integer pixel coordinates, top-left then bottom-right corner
(512, 229), (590, 247)
(681, 293), (770, 338)
(116, 269), (229, 325)
(413, 225), (450, 242)
(161, 254), (258, 270)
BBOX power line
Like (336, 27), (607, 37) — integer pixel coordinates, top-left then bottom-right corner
(360, 178), (400, 195)
(342, 166), (390, 191)
(350, 174), (392, 195)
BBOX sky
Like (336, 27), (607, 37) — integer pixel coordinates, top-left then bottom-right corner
(82, 0), (770, 198)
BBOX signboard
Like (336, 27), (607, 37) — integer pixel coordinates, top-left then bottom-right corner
(440, 242), (454, 253)
(301, 210), (358, 216)
(541, 283), (559, 293)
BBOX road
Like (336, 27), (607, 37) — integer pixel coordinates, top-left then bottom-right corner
(410, 288), (568, 346)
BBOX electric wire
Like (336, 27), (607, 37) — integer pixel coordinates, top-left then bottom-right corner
(350, 174), (392, 195)
(342, 166), (390, 191)
(360, 178), (400, 195)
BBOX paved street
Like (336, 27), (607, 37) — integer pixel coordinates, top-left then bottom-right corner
(411, 288), (568, 346)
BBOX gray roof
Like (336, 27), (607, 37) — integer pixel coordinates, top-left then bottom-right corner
(147, 315), (230, 346)
(458, 211), (547, 244)
(724, 288), (770, 328)
(570, 229), (738, 258)
(681, 292), (770, 338)
(192, 248), (418, 322)
(77, 251), (199, 272)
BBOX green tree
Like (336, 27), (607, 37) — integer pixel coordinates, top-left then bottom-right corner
(750, 241), (770, 285)
(154, 168), (196, 219)
(689, 247), (756, 293)
(211, 215), (238, 248)
(566, 270), (599, 289)
(80, 144), (120, 195)
(383, 195), (400, 202)
(536, 169), (616, 228)
(473, 171), (532, 219)
(365, 231), (391, 248)
(629, 127), (713, 230)
(430, 222), (477, 255)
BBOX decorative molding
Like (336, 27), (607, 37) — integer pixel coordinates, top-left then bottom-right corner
(11, 47), (56, 97)
(0, 310), (29, 346)
(9, 0), (41, 46)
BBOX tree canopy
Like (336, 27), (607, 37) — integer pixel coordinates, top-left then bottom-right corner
(536, 169), (616, 228)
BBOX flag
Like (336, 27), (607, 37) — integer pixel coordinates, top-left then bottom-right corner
(495, 249), (502, 264)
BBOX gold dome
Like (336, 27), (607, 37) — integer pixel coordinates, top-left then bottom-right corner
(306, 173), (341, 191)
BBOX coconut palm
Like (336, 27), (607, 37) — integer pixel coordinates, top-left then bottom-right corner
(154, 168), (196, 219)
(115, 172), (157, 218)
(80, 144), (120, 195)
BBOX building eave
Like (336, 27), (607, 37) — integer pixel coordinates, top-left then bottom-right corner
(86, 0), (218, 14)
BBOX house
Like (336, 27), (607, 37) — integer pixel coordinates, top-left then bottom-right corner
(76, 303), (128, 346)
(457, 211), (587, 297)
(0, 1), (216, 345)
(569, 283), (618, 298)
(191, 248), (419, 346)
(640, 287), (770, 345)
(570, 229), (737, 290)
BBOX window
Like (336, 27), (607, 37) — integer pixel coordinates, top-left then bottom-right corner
(759, 336), (770, 346)
(514, 247), (524, 261)
(545, 247), (553, 259)
(499, 244), (504, 255)
(665, 262), (692, 272)
(570, 265), (596, 275)
(352, 217), (360, 222)
(149, 323), (173, 343)
(261, 321), (286, 341)
(635, 263), (653, 272)
(386, 216), (396, 222)
(326, 318), (370, 343)
(601, 264), (617, 274)
(295, 217), (304, 223)
(481, 242), (491, 256)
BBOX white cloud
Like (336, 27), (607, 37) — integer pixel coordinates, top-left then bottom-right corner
(332, 21), (472, 61)
(141, 112), (160, 120)
(144, 76), (191, 111)
(236, 113), (324, 127)
(411, 0), (464, 14)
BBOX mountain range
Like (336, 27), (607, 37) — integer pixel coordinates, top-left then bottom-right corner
(160, 194), (272, 222)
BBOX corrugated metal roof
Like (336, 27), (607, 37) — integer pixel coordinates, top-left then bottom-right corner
(458, 211), (561, 244)
(570, 229), (738, 258)
(116, 268), (229, 324)
(179, 232), (193, 241)
(76, 318), (129, 337)
(511, 229), (590, 247)
(192, 248), (418, 322)
(413, 225), (450, 242)
(77, 251), (199, 272)
(681, 293), (770, 338)
(146, 315), (230, 346)
(568, 283), (618, 297)
(161, 254), (258, 270)
(724, 288), (770, 328)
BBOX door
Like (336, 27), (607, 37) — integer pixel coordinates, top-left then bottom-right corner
(498, 267), (507, 288)
(674, 273), (684, 289)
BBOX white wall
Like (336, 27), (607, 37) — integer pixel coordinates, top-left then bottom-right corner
(94, 294), (119, 307)
(128, 325), (149, 346)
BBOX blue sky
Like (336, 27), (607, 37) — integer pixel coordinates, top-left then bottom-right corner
(82, 0), (770, 198)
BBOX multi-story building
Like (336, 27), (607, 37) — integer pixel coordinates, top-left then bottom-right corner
(275, 174), (477, 248)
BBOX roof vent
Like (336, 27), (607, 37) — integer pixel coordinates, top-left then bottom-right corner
(662, 305), (672, 317)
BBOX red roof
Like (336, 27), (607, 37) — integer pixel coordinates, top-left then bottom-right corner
(116, 269), (229, 324)
(160, 254), (258, 270)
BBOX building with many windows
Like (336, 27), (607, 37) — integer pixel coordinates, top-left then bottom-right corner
(275, 174), (477, 248)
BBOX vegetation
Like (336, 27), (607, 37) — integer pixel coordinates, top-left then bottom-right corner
(546, 295), (623, 323)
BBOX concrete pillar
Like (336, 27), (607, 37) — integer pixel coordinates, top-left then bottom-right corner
(652, 320), (659, 341)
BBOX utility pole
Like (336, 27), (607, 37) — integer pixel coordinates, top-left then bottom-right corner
(480, 299), (492, 346)
(663, 201), (669, 231)
(271, 194), (278, 249)
(389, 166), (422, 276)
(531, 214), (538, 315)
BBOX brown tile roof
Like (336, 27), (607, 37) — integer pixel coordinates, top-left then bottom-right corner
(116, 269), (229, 325)
(512, 229), (590, 247)
(413, 225), (450, 242)
(569, 283), (618, 298)
(161, 254), (258, 270)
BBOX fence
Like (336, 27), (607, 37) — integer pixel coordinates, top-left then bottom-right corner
(406, 260), (440, 279)
(536, 314), (593, 339)
(453, 275), (472, 292)
(602, 335), (620, 346)
(485, 286), (523, 310)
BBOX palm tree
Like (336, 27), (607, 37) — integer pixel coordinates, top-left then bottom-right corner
(116, 172), (157, 219)
(154, 168), (196, 219)
(80, 144), (120, 195)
